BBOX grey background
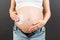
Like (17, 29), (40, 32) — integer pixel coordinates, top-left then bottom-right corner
(0, 0), (60, 40)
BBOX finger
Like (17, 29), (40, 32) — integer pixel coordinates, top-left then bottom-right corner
(13, 11), (17, 14)
(33, 27), (37, 31)
(32, 26), (38, 31)
(31, 28), (35, 32)
(32, 22), (40, 26)
(32, 24), (40, 31)
(28, 28), (32, 33)
(29, 27), (34, 33)
(15, 19), (20, 22)
(31, 27), (36, 32)
(16, 16), (20, 22)
(36, 26), (39, 30)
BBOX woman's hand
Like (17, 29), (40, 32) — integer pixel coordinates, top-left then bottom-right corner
(28, 20), (46, 33)
(10, 11), (20, 22)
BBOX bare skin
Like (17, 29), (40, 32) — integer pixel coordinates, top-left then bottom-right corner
(15, 6), (43, 33)
(9, 0), (51, 33)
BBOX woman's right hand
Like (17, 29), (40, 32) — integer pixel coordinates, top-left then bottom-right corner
(9, 11), (20, 22)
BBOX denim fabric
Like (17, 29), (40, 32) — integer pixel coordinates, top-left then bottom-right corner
(13, 25), (45, 40)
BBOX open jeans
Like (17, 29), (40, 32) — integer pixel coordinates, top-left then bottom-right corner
(13, 25), (45, 40)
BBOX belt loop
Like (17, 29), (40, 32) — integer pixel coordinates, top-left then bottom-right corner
(13, 24), (17, 31)
(15, 25), (18, 30)
(40, 28), (42, 31)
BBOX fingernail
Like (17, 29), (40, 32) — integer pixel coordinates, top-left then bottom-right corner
(16, 19), (20, 22)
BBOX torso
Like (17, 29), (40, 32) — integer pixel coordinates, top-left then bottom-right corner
(15, 0), (43, 33)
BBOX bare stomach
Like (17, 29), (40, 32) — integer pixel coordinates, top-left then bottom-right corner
(15, 6), (43, 33)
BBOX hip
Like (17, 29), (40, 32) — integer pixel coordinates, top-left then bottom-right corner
(13, 24), (45, 38)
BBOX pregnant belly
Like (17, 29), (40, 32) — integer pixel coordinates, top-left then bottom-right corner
(15, 6), (43, 33)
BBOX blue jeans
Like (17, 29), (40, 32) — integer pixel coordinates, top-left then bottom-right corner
(13, 25), (45, 40)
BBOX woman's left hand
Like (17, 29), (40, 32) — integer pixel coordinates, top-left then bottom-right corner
(28, 20), (46, 33)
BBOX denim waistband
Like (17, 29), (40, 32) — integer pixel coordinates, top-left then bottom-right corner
(13, 24), (45, 37)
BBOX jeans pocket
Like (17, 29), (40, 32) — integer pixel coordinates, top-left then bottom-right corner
(13, 24), (18, 31)
(40, 28), (42, 32)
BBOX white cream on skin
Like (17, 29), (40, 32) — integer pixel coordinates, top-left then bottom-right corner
(17, 13), (24, 24)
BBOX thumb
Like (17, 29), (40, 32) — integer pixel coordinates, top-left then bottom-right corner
(13, 11), (17, 15)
